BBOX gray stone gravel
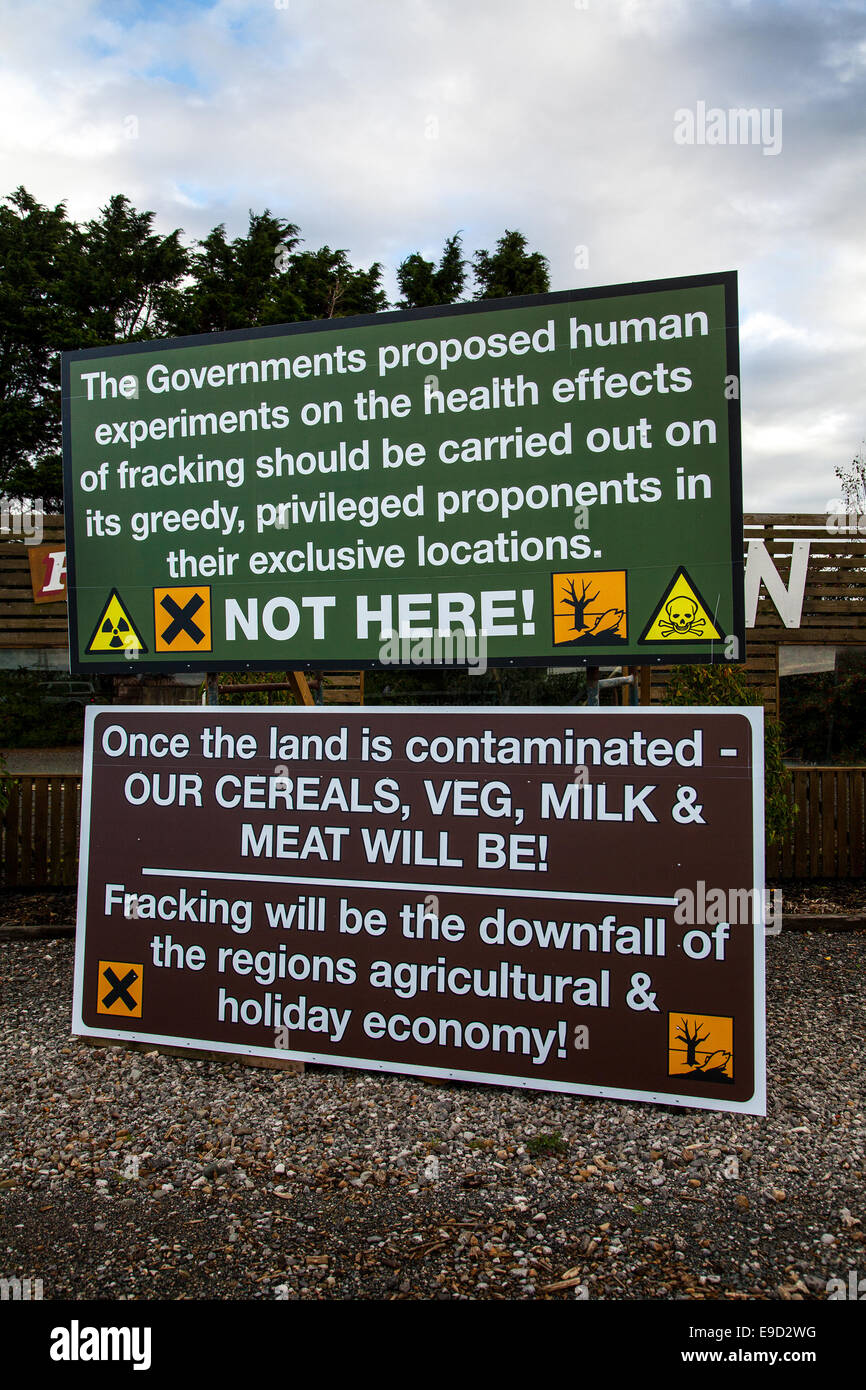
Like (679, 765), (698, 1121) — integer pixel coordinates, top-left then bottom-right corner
(0, 929), (862, 1301)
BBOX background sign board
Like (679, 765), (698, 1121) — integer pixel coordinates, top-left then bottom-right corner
(73, 706), (765, 1114)
(28, 542), (67, 603)
(62, 273), (743, 672)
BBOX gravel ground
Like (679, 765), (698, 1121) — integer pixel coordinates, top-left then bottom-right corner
(0, 928), (863, 1302)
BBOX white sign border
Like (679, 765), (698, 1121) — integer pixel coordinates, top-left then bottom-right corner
(72, 704), (766, 1115)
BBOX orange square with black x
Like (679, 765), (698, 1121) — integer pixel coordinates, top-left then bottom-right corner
(153, 585), (212, 652)
(97, 960), (143, 1018)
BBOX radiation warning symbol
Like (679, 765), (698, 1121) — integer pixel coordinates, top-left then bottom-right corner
(97, 961), (143, 1018)
(552, 570), (627, 646)
(668, 1012), (734, 1084)
(85, 590), (148, 655)
(639, 566), (724, 643)
(153, 586), (212, 653)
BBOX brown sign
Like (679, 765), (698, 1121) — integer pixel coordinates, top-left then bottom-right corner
(28, 543), (67, 603)
(72, 707), (765, 1113)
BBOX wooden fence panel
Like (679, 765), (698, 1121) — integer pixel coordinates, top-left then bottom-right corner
(61, 778), (80, 886)
(795, 773), (809, 878)
(2, 780), (21, 887)
(33, 778), (49, 879)
(1, 775), (81, 888)
(18, 777), (33, 884)
(834, 770), (848, 878)
(781, 775), (796, 877)
(852, 771), (866, 876)
(48, 778), (63, 883)
(767, 766), (866, 880)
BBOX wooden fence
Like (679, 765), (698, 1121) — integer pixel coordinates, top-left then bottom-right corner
(767, 766), (866, 879)
(2, 768), (866, 888)
(1, 776), (81, 887)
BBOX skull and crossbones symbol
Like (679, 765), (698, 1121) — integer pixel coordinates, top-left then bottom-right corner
(658, 596), (705, 637)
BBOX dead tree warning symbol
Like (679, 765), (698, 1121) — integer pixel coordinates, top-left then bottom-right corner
(668, 1013), (734, 1084)
(552, 570), (627, 646)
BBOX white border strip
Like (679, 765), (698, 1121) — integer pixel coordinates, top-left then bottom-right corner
(141, 866), (677, 905)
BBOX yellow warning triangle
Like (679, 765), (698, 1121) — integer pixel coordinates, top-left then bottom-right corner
(85, 589), (148, 654)
(639, 567), (724, 643)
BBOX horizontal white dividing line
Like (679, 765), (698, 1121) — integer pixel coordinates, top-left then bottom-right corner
(720, 748), (739, 757)
(140, 867), (678, 906)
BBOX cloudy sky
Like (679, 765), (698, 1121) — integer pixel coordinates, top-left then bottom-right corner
(1, 0), (864, 511)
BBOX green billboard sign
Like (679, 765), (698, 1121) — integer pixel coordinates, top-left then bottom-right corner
(62, 272), (743, 673)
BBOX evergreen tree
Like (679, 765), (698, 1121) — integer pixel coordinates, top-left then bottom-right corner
(397, 233), (466, 307)
(472, 229), (549, 301)
(171, 215), (388, 334)
(1, 188), (188, 503)
(280, 246), (388, 322)
(169, 211), (300, 335)
(74, 194), (189, 343)
(0, 188), (80, 502)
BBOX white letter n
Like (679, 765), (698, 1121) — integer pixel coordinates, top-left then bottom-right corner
(744, 539), (809, 628)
